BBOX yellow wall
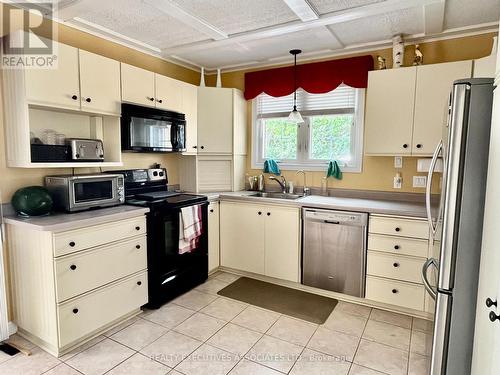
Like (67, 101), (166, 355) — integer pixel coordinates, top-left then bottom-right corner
(0, 5), (201, 202)
(212, 32), (497, 193)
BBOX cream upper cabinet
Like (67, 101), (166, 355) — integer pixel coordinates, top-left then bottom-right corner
(208, 201), (220, 273)
(220, 202), (265, 274)
(364, 67), (416, 155)
(155, 74), (183, 112)
(121, 63), (155, 107)
(264, 206), (300, 282)
(79, 50), (121, 115)
(197, 87), (234, 154)
(220, 201), (300, 281)
(412, 60), (472, 155)
(25, 42), (80, 110)
(182, 83), (198, 154)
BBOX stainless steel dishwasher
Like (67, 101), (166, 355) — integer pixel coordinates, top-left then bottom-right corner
(302, 208), (368, 297)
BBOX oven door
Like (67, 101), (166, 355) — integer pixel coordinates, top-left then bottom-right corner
(69, 177), (120, 210)
(146, 202), (208, 306)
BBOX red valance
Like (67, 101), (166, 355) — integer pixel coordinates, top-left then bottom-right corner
(244, 55), (373, 100)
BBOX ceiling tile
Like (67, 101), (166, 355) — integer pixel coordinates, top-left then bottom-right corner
(175, 26), (343, 69)
(308, 0), (387, 16)
(330, 7), (424, 45)
(443, 0), (500, 29)
(170, 0), (299, 35)
(77, 0), (209, 48)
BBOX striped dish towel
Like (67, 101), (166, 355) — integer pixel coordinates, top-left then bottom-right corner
(179, 204), (203, 254)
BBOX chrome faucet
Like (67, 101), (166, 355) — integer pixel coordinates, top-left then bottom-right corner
(269, 175), (287, 193)
(296, 170), (310, 196)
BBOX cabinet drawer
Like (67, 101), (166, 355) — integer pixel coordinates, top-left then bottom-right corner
(54, 216), (146, 257)
(367, 251), (425, 284)
(55, 236), (147, 302)
(368, 234), (428, 258)
(369, 216), (429, 239)
(58, 271), (147, 348)
(366, 276), (425, 311)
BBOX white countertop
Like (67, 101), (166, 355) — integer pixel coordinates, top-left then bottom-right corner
(209, 191), (430, 218)
(4, 205), (149, 232)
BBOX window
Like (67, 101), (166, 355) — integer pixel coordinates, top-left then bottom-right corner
(252, 86), (365, 172)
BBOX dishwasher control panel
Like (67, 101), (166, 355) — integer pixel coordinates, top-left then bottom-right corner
(303, 208), (368, 226)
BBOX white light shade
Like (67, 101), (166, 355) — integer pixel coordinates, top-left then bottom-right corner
(288, 108), (304, 123)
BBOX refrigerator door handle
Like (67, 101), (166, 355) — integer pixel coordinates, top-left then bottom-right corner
(426, 141), (443, 236)
(422, 258), (438, 300)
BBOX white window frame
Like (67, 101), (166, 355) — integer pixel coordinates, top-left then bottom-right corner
(252, 88), (365, 173)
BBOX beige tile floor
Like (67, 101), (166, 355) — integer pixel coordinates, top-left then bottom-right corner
(0, 272), (433, 375)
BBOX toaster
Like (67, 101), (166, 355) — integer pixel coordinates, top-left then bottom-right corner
(67, 138), (104, 161)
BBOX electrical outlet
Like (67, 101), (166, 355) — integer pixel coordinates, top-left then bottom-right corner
(394, 173), (402, 189)
(413, 176), (427, 188)
(394, 156), (403, 169)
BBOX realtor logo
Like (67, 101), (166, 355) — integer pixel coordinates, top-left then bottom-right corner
(1, 1), (58, 69)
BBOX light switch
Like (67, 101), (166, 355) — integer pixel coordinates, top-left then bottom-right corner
(413, 176), (427, 188)
(394, 156), (403, 169)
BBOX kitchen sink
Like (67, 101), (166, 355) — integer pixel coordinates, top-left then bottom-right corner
(249, 192), (303, 200)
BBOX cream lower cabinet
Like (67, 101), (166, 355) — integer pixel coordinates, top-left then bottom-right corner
(6, 215), (148, 357)
(365, 214), (431, 312)
(220, 201), (300, 282)
(208, 201), (220, 273)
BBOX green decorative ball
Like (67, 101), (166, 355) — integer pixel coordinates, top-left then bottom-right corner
(11, 186), (53, 217)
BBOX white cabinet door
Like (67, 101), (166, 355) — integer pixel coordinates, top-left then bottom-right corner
(208, 201), (220, 273)
(182, 83), (198, 154)
(220, 202), (265, 274)
(121, 63), (155, 107)
(25, 42), (80, 110)
(79, 50), (121, 115)
(412, 61), (472, 155)
(197, 87), (233, 154)
(471, 86), (500, 375)
(155, 74), (183, 112)
(264, 206), (300, 282)
(365, 67), (416, 155)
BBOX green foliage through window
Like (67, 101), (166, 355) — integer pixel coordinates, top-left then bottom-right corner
(310, 115), (353, 161)
(263, 118), (298, 160)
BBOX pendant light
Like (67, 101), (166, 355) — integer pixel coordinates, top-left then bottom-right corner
(288, 49), (304, 124)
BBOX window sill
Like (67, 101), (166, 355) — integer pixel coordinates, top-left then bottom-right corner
(251, 161), (362, 173)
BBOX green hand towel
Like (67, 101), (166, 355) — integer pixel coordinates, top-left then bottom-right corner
(326, 160), (343, 180)
(263, 159), (281, 175)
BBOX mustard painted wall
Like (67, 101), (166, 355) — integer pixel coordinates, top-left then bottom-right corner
(209, 32), (497, 193)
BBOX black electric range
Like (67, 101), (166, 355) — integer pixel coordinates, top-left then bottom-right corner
(111, 168), (208, 308)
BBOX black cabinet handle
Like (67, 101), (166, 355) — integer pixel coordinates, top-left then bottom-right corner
(137, 281), (142, 286)
(486, 298), (498, 308)
(489, 311), (500, 322)
(157, 99), (163, 103)
(69, 241), (75, 247)
(395, 227), (401, 232)
(71, 95), (78, 100)
(416, 144), (422, 149)
(210, 209), (214, 213)
(393, 262), (400, 268)
(258, 211), (262, 215)
(267, 212), (271, 216)
(193, 146), (197, 149)
(200, 146), (205, 149)
(70, 264), (77, 271)
(394, 245), (400, 250)
(136, 245), (141, 249)
(392, 289), (398, 294)
(135, 226), (140, 231)
(85, 97), (91, 103)
(147, 97), (154, 101)
(73, 308), (79, 314)
(403, 144), (408, 149)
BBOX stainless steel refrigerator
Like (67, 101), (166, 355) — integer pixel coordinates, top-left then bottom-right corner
(422, 78), (494, 375)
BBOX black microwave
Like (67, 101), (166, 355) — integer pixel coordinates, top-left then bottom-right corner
(121, 103), (186, 152)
